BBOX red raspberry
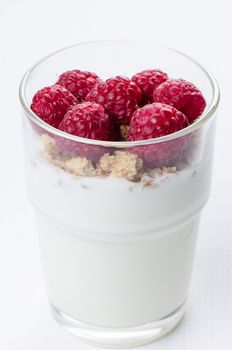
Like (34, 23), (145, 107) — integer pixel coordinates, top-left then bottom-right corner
(153, 79), (206, 123)
(31, 85), (77, 128)
(58, 102), (114, 161)
(59, 102), (113, 140)
(128, 103), (189, 167)
(132, 69), (168, 105)
(56, 70), (101, 102)
(86, 76), (141, 125)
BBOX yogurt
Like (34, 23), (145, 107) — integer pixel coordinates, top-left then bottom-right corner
(25, 132), (212, 329)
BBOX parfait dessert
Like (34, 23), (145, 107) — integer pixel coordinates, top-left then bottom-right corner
(19, 41), (219, 348)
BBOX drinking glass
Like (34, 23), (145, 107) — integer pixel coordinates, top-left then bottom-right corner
(19, 41), (219, 347)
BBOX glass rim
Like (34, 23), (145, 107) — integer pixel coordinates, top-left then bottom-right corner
(19, 39), (220, 148)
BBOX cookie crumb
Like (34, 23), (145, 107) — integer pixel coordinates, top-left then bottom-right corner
(119, 125), (129, 141)
(162, 166), (176, 174)
(81, 184), (89, 190)
(192, 170), (197, 178)
(98, 153), (115, 172)
(152, 166), (176, 177)
(142, 177), (154, 188)
(41, 134), (57, 156)
(41, 134), (95, 177)
(99, 151), (143, 181)
(62, 157), (95, 177)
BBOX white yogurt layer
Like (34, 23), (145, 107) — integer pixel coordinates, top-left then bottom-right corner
(25, 137), (213, 328)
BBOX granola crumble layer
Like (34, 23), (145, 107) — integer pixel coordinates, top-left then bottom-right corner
(41, 134), (180, 182)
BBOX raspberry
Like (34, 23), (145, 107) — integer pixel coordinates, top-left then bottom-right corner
(31, 85), (77, 128)
(59, 102), (113, 140)
(86, 76), (141, 125)
(153, 79), (206, 123)
(128, 103), (189, 140)
(132, 69), (168, 105)
(56, 70), (101, 102)
(128, 103), (189, 167)
(58, 102), (114, 161)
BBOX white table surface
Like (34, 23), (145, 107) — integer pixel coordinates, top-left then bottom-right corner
(0, 0), (231, 349)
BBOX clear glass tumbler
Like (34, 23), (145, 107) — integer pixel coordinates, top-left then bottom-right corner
(19, 41), (219, 348)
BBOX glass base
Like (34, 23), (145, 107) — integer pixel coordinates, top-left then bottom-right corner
(50, 302), (185, 348)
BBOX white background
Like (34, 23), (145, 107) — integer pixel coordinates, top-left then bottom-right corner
(0, 0), (231, 349)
